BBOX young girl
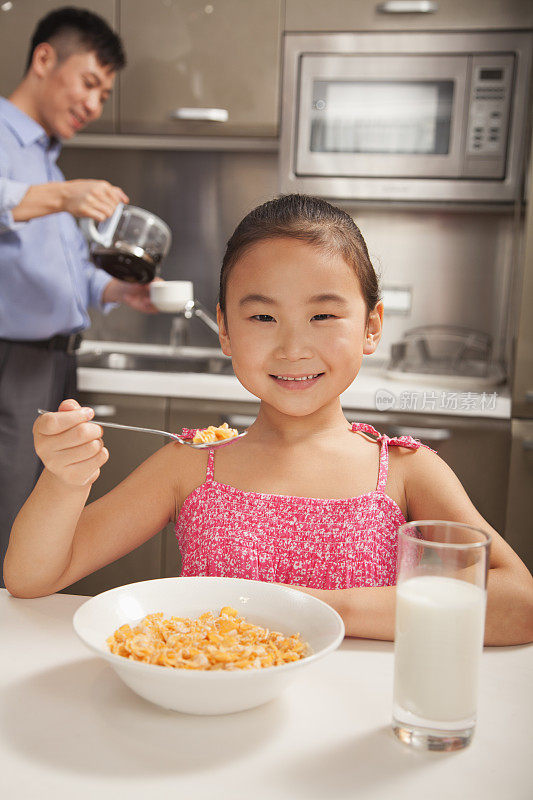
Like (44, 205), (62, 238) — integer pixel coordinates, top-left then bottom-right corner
(4, 195), (533, 645)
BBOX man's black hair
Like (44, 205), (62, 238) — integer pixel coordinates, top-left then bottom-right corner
(26, 6), (126, 72)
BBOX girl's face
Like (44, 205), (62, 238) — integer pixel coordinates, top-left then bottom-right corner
(217, 237), (383, 419)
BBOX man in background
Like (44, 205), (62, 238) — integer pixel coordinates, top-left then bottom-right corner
(0, 7), (158, 583)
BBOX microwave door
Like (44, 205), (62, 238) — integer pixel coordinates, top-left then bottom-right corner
(295, 55), (469, 180)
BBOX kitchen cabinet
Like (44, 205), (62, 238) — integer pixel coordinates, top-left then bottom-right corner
(345, 409), (511, 534)
(118, 0), (282, 136)
(0, 0), (117, 133)
(60, 392), (260, 594)
(161, 396), (259, 576)
(170, 399), (510, 532)
(61, 392), (171, 596)
(61, 382), (512, 592)
(284, 0), (533, 32)
(505, 132), (533, 572)
(504, 421), (533, 572)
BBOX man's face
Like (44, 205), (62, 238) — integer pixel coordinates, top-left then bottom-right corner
(36, 48), (115, 139)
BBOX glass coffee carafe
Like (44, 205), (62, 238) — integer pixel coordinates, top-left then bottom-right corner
(81, 203), (172, 284)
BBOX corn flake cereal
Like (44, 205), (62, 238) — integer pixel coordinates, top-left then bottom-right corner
(192, 422), (239, 445)
(107, 606), (309, 670)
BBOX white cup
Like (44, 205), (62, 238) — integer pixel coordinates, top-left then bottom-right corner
(149, 280), (194, 312)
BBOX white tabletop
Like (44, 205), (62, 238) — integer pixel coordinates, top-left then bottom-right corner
(1, 589), (531, 800)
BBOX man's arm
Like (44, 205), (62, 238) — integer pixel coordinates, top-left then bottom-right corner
(11, 178), (128, 222)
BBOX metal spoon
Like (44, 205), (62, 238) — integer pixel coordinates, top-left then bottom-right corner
(37, 409), (247, 449)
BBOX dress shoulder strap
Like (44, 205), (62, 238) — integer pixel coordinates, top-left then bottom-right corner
(350, 422), (431, 493)
(179, 427), (216, 481)
(205, 449), (216, 481)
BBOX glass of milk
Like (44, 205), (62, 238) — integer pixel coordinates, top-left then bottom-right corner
(392, 521), (491, 751)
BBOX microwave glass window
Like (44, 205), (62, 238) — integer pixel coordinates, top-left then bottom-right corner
(310, 80), (454, 155)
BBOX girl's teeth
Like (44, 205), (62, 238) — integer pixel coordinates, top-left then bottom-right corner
(277, 375), (318, 381)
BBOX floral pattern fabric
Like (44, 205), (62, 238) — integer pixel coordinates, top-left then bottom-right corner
(175, 423), (429, 589)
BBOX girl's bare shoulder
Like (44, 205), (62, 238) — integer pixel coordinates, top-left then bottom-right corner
(390, 442), (478, 522)
(388, 440), (445, 489)
(155, 441), (211, 508)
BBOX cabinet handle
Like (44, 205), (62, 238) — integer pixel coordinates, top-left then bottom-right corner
(91, 404), (117, 418)
(523, 439), (533, 452)
(170, 108), (228, 123)
(226, 414), (257, 428)
(376, 1), (438, 12)
(329, 416), (452, 442)
(525, 391), (533, 403)
(389, 426), (451, 442)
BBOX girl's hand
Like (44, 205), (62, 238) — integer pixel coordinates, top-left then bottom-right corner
(33, 399), (109, 488)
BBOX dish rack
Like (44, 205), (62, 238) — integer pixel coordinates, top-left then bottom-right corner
(387, 326), (506, 388)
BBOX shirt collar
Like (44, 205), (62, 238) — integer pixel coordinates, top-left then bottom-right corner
(0, 97), (62, 158)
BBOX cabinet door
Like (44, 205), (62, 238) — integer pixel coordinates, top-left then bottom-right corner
(60, 392), (168, 596)
(285, 0), (533, 31)
(504, 421), (533, 573)
(164, 397), (259, 577)
(0, 1), (117, 133)
(512, 131), (533, 419)
(344, 410), (511, 534)
(164, 396), (228, 578)
(119, 0), (281, 136)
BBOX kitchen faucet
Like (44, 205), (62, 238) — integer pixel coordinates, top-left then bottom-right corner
(170, 298), (219, 348)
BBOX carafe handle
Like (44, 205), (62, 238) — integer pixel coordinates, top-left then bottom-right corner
(79, 202), (125, 247)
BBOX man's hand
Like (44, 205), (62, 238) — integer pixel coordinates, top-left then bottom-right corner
(62, 179), (129, 221)
(102, 277), (162, 313)
(11, 180), (129, 222)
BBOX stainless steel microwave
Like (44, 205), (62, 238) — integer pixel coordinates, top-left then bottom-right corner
(280, 32), (533, 203)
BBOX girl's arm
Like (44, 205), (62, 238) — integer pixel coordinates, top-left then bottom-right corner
(3, 400), (181, 598)
(402, 447), (533, 645)
(288, 448), (533, 646)
(284, 583), (397, 642)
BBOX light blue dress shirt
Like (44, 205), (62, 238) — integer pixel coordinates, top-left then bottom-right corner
(0, 97), (113, 339)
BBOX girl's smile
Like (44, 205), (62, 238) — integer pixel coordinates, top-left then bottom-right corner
(269, 372), (324, 389)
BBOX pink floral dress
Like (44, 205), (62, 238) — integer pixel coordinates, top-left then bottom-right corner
(175, 423), (429, 589)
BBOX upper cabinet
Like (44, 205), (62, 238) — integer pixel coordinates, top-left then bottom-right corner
(0, 0), (116, 133)
(284, 0), (533, 31)
(6, 1), (527, 142)
(118, 0), (282, 137)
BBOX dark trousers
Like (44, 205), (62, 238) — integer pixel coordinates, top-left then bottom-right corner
(0, 342), (77, 587)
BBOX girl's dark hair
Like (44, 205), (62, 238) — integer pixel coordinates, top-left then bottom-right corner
(26, 6), (126, 72)
(219, 194), (380, 316)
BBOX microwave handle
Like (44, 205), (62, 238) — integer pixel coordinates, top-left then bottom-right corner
(376, 1), (438, 12)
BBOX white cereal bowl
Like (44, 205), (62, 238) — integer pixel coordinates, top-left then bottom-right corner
(149, 280), (193, 312)
(73, 576), (345, 715)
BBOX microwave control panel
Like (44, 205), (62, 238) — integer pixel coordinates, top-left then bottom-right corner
(464, 55), (514, 179)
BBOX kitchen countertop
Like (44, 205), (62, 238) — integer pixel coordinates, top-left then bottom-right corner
(0, 589), (531, 800)
(78, 341), (511, 419)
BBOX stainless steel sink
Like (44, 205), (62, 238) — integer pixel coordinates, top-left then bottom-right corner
(77, 350), (235, 376)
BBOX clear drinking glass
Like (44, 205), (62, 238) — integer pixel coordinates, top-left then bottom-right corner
(392, 521), (491, 751)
